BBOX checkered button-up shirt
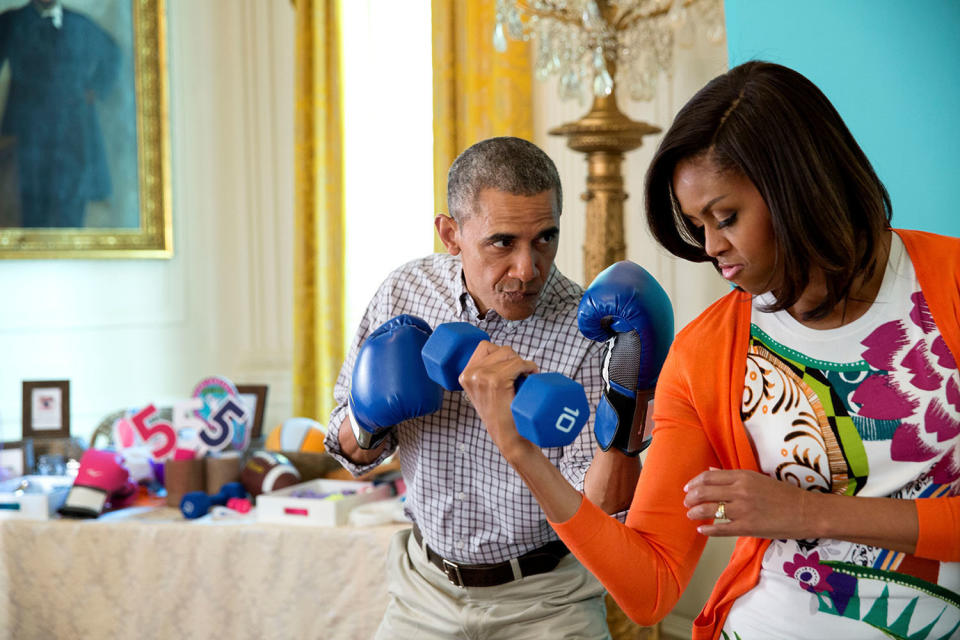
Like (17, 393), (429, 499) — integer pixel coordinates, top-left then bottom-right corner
(325, 253), (603, 565)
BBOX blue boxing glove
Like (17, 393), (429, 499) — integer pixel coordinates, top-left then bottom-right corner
(348, 314), (444, 449)
(578, 261), (674, 455)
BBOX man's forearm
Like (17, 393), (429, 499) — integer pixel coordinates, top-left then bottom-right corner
(336, 415), (388, 466)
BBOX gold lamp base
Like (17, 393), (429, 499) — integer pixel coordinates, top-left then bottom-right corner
(549, 91), (660, 284)
(552, 91), (663, 640)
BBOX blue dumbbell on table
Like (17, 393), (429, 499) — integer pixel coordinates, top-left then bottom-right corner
(421, 323), (590, 448)
(180, 481), (248, 520)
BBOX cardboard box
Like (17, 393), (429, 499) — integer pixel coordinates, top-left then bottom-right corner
(0, 475), (72, 520)
(256, 478), (391, 527)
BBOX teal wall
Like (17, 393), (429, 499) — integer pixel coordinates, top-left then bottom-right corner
(725, 0), (960, 237)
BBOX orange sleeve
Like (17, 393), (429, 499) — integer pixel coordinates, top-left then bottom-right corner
(914, 496), (960, 561)
(549, 351), (720, 625)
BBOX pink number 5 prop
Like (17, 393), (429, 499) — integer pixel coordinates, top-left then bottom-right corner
(131, 404), (177, 461)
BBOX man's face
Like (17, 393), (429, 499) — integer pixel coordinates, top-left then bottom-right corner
(438, 188), (559, 321)
(672, 155), (777, 296)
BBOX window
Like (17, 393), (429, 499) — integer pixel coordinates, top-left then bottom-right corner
(342, 1), (435, 342)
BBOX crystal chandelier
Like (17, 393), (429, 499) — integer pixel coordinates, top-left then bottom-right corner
(494, 0), (726, 103)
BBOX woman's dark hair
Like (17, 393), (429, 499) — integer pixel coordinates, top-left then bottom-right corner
(645, 60), (892, 320)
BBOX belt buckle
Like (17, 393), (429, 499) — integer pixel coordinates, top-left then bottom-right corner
(442, 558), (464, 587)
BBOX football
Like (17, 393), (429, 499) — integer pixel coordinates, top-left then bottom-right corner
(240, 451), (301, 497)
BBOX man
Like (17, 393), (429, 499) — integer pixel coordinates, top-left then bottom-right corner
(324, 137), (640, 639)
(0, 0), (119, 227)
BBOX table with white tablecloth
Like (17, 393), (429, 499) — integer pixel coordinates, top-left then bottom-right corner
(0, 507), (406, 640)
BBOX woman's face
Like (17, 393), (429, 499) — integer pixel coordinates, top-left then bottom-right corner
(672, 155), (778, 295)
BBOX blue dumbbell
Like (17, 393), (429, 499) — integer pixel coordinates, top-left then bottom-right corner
(421, 323), (590, 448)
(180, 481), (247, 520)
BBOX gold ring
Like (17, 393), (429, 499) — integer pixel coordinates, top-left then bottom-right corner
(714, 501), (726, 520)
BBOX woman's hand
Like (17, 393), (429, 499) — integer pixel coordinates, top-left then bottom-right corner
(683, 469), (816, 539)
(683, 468), (920, 553)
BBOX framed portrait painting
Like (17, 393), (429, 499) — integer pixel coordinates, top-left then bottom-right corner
(0, 439), (34, 478)
(22, 379), (71, 439)
(0, 0), (171, 258)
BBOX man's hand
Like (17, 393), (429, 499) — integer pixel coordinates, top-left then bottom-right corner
(459, 341), (540, 461)
(460, 340), (586, 523)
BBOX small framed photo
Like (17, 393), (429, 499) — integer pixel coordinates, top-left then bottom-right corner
(236, 384), (268, 439)
(0, 439), (35, 480)
(22, 380), (71, 440)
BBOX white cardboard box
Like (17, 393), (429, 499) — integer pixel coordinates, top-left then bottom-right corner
(0, 475), (73, 520)
(256, 478), (392, 527)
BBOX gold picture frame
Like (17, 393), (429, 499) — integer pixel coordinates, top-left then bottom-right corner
(0, 0), (171, 258)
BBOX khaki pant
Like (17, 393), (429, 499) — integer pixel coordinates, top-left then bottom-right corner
(374, 528), (611, 640)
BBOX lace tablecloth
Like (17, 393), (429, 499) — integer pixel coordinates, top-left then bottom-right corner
(0, 507), (407, 639)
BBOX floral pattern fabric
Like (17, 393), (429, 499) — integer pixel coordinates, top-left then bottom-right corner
(723, 237), (960, 639)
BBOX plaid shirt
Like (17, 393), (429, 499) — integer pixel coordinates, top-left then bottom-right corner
(325, 253), (604, 564)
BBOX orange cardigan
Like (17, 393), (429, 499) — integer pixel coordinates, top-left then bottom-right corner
(550, 229), (960, 639)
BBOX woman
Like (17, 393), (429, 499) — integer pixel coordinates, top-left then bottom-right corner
(460, 61), (960, 639)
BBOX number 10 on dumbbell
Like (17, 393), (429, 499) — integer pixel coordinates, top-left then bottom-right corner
(421, 323), (590, 448)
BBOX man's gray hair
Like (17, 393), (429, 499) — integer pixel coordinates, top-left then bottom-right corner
(446, 137), (562, 223)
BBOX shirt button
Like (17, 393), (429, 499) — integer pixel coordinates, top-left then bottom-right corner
(456, 492), (466, 501)
(458, 443), (466, 453)
(456, 540), (464, 550)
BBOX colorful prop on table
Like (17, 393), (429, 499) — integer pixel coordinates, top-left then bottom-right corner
(240, 451), (301, 497)
(113, 403), (201, 463)
(226, 497), (251, 513)
(113, 404), (177, 462)
(59, 449), (138, 519)
(109, 377), (253, 464)
(171, 398), (206, 457)
(265, 417), (326, 454)
(179, 481), (247, 519)
(164, 457), (205, 508)
(204, 452), (242, 495)
(192, 376), (252, 453)
(120, 446), (158, 485)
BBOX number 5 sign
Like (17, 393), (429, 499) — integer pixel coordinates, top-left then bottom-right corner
(127, 404), (177, 461)
(191, 376), (252, 452)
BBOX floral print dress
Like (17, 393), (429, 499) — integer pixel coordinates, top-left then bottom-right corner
(722, 236), (960, 639)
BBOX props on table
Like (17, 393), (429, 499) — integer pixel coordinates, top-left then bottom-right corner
(226, 497), (251, 513)
(111, 376), (253, 463)
(240, 451), (301, 497)
(118, 445), (157, 485)
(192, 376), (252, 453)
(265, 417), (326, 454)
(180, 481), (247, 519)
(114, 404), (177, 462)
(59, 449), (138, 519)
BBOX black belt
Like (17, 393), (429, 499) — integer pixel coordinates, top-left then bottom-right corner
(411, 525), (569, 588)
